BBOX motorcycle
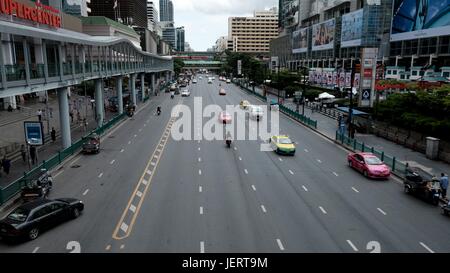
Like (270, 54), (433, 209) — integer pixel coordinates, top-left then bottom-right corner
(226, 138), (232, 148)
(171, 94), (174, 99)
(157, 109), (161, 116)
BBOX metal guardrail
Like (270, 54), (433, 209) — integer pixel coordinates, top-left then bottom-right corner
(233, 80), (318, 130)
(335, 131), (407, 178)
(0, 112), (126, 205)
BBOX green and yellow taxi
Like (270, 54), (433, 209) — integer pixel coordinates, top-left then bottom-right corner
(269, 135), (296, 155)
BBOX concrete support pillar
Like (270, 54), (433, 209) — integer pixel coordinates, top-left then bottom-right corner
(116, 76), (123, 114)
(95, 79), (104, 127)
(58, 87), (71, 149)
(140, 73), (145, 100)
(5, 96), (17, 109)
(34, 38), (44, 63)
(151, 73), (156, 96)
(131, 74), (137, 106)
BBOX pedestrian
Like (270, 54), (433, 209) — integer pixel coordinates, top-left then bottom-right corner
(51, 127), (56, 142)
(30, 145), (37, 165)
(69, 110), (74, 123)
(440, 173), (449, 199)
(20, 144), (26, 163)
(1, 156), (11, 175)
(49, 107), (53, 118)
(37, 109), (42, 122)
(77, 111), (81, 123)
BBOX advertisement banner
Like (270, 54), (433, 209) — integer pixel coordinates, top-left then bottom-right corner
(292, 27), (308, 53)
(361, 89), (371, 107)
(354, 73), (361, 89)
(345, 73), (352, 87)
(333, 72), (337, 85)
(237, 60), (242, 75)
(341, 9), (363, 48)
(24, 121), (44, 146)
(327, 72), (333, 85)
(339, 72), (345, 87)
(391, 0), (450, 41)
(312, 19), (335, 51)
(322, 72), (327, 84)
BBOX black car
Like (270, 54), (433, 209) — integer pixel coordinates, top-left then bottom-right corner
(404, 166), (441, 206)
(0, 198), (84, 241)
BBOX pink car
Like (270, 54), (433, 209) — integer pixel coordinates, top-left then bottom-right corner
(218, 111), (232, 124)
(347, 152), (390, 179)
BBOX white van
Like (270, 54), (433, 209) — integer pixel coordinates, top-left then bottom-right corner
(249, 105), (264, 121)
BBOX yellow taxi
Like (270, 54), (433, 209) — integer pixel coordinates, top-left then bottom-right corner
(269, 135), (296, 155)
(240, 100), (250, 110)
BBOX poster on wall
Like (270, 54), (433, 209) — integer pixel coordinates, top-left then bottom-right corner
(312, 19), (336, 51)
(327, 72), (333, 85)
(292, 27), (309, 53)
(354, 73), (361, 89)
(345, 73), (352, 87)
(391, 0), (450, 41)
(339, 72), (346, 88)
(322, 72), (328, 84)
(341, 9), (363, 48)
(333, 72), (337, 86)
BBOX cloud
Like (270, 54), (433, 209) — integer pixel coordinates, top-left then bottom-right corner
(172, 0), (277, 15)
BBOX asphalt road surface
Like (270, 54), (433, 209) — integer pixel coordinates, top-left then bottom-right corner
(1, 76), (449, 253)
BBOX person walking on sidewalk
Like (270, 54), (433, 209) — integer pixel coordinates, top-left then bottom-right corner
(30, 146), (37, 165)
(440, 173), (449, 199)
(1, 156), (11, 175)
(37, 109), (42, 122)
(69, 110), (74, 123)
(51, 127), (56, 142)
(20, 144), (27, 163)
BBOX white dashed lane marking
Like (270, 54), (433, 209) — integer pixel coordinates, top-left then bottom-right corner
(120, 149), (124, 153)
(238, 156), (242, 161)
(32, 247), (40, 253)
(110, 160), (115, 165)
(304, 149), (309, 153)
(198, 157), (201, 162)
(377, 208), (387, 216)
(105, 245), (111, 251)
(128, 141), (131, 145)
(317, 159), (322, 163)
(244, 169), (248, 174)
(251, 185), (256, 191)
(347, 240), (358, 252)
(289, 170), (294, 175)
(98, 173), (103, 178)
(333, 172), (339, 176)
(199, 169), (202, 175)
(199, 186), (202, 193)
(352, 187), (360, 193)
(200, 206), (204, 215)
(279, 158), (283, 162)
(200, 241), (205, 253)
(276, 239), (285, 251)
(420, 242), (434, 253)
(261, 205), (267, 213)
(319, 206), (327, 214)
(302, 185), (308, 192)
(198, 147), (201, 151)
(82, 189), (89, 196)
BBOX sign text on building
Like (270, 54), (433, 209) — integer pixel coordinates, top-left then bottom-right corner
(0, 0), (61, 28)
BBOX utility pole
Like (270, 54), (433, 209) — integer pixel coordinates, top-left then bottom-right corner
(348, 61), (355, 139)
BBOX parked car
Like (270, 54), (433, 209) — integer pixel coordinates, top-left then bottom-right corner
(347, 152), (390, 179)
(219, 88), (226, 95)
(0, 198), (84, 242)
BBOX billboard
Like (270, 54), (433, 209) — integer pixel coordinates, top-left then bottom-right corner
(24, 121), (44, 146)
(391, 0), (450, 41)
(292, 27), (308, 53)
(312, 19), (335, 51)
(341, 9), (363, 48)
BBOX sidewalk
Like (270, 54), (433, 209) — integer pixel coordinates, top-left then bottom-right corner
(253, 84), (450, 176)
(0, 92), (116, 188)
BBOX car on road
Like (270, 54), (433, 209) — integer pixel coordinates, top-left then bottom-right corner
(219, 88), (226, 95)
(347, 152), (390, 179)
(249, 105), (264, 121)
(181, 89), (191, 97)
(208, 79), (212, 84)
(226, 79), (231, 84)
(269, 135), (296, 155)
(192, 79), (197, 84)
(0, 198), (84, 242)
(240, 100), (250, 110)
(218, 111), (232, 124)
(82, 134), (100, 154)
(199, 76), (202, 80)
(404, 166), (441, 206)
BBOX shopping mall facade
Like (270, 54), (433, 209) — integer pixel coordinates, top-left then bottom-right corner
(271, 0), (450, 106)
(0, 0), (173, 148)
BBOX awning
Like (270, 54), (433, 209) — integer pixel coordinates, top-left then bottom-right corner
(336, 107), (369, 116)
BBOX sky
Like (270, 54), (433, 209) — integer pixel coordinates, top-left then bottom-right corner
(156, 0), (278, 51)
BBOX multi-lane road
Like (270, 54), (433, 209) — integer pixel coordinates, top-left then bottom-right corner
(1, 76), (449, 253)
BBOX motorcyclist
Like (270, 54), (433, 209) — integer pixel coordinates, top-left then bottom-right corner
(225, 132), (232, 148)
(157, 106), (161, 115)
(170, 90), (175, 99)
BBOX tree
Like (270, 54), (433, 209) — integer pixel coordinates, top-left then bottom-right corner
(174, 58), (185, 76)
